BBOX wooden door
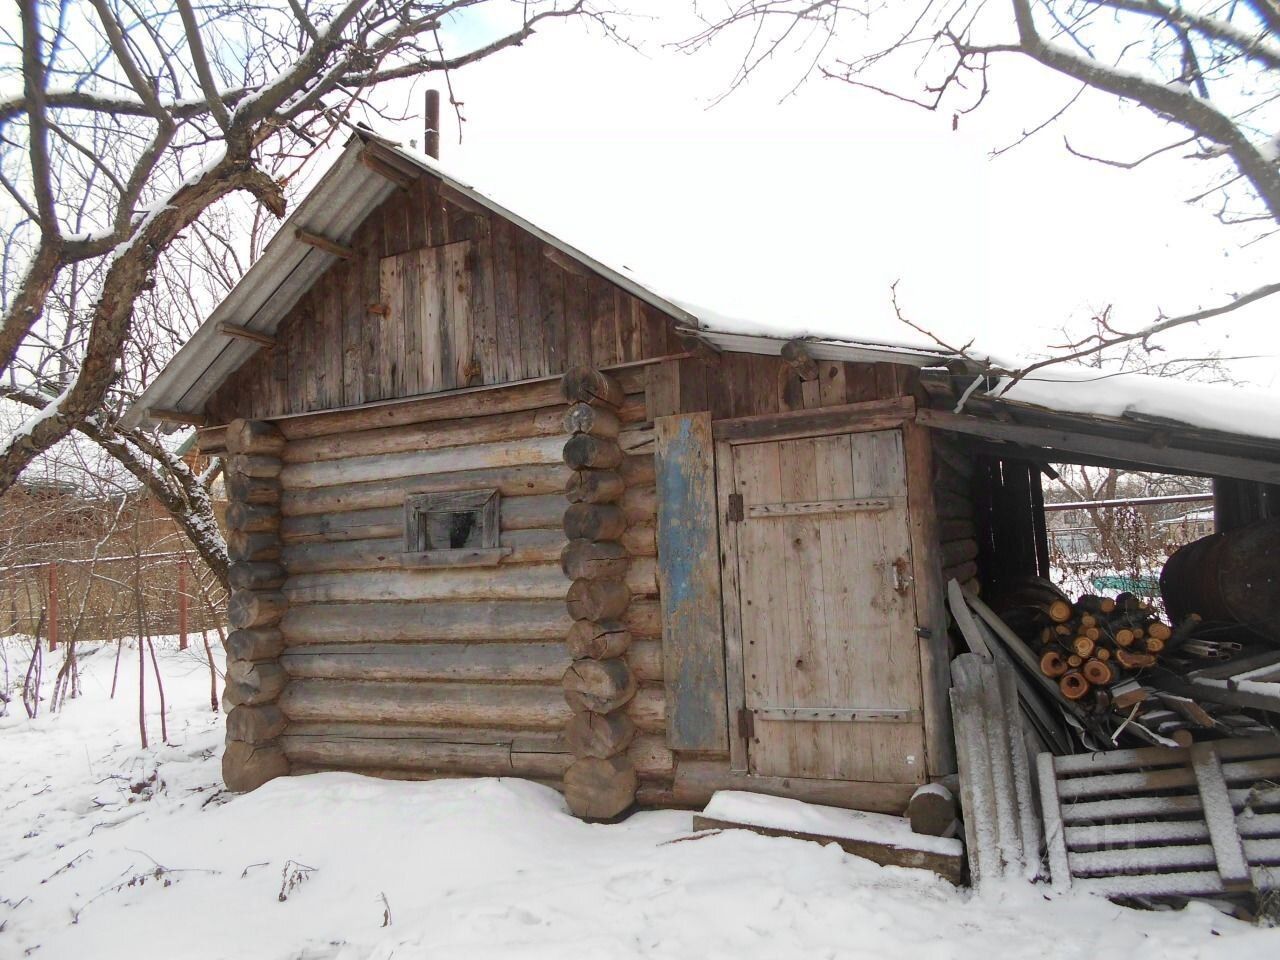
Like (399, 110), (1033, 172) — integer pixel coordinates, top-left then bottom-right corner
(727, 429), (926, 784)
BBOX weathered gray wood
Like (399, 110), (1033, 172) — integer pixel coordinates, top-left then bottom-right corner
(1190, 742), (1254, 891)
(565, 710), (636, 759)
(228, 562), (286, 591)
(278, 638), (663, 683)
(222, 742), (288, 793)
(282, 402), (636, 464)
(279, 681), (666, 734)
(282, 464), (569, 517)
(280, 493), (566, 544)
(564, 469), (624, 504)
(564, 435), (623, 470)
(691, 814), (962, 884)
(226, 703), (287, 742)
(566, 620), (631, 660)
(280, 736), (572, 778)
(565, 579), (631, 622)
(227, 504), (282, 535)
(227, 454), (283, 479)
(281, 679), (572, 728)
(564, 402), (620, 439)
(562, 658), (637, 714)
(225, 627), (284, 661)
(225, 473), (281, 505)
(669, 760), (916, 814)
(271, 368), (646, 442)
(563, 755), (636, 819)
(228, 590), (287, 629)
(281, 528), (588, 572)
(917, 407), (1280, 486)
(223, 739), (289, 791)
(280, 435), (565, 490)
(653, 412), (727, 753)
(561, 367), (625, 409)
(280, 640), (572, 683)
(281, 559), (656, 604)
(226, 659), (288, 701)
(227, 530), (281, 563)
(281, 598), (662, 643)
(563, 503), (626, 541)
(225, 418), (285, 456)
(560, 539), (629, 581)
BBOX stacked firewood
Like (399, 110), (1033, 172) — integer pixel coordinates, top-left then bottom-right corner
(222, 419), (291, 791)
(996, 581), (1173, 707)
(559, 368), (639, 820)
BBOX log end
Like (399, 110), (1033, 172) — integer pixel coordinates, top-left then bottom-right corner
(563, 755), (637, 820)
(223, 739), (290, 792)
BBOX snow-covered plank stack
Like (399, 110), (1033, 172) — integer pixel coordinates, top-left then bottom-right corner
(1038, 736), (1280, 897)
(560, 368), (638, 819)
(950, 652), (1043, 886)
(222, 418), (290, 791)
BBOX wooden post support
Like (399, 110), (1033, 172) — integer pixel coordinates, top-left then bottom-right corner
(222, 420), (290, 792)
(560, 368), (636, 820)
(47, 562), (58, 652)
(177, 559), (189, 651)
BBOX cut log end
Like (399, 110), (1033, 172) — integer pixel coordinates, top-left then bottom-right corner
(565, 710), (636, 759)
(222, 740), (290, 792)
(563, 755), (637, 820)
(561, 368), (625, 410)
(563, 657), (637, 715)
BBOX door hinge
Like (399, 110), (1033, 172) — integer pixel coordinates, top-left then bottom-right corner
(727, 493), (744, 522)
(737, 707), (755, 740)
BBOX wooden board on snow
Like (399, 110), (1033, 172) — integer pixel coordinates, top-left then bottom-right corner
(692, 790), (964, 884)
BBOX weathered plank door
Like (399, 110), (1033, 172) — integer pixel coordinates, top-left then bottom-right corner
(725, 429), (927, 784)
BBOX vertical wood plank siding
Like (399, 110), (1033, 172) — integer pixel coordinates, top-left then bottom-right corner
(205, 176), (673, 422)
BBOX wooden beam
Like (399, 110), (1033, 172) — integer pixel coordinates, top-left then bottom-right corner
(917, 408), (1280, 485)
(359, 148), (417, 189)
(440, 183), (490, 218)
(543, 245), (591, 278)
(779, 339), (819, 381)
(217, 322), (276, 348)
(713, 396), (916, 444)
(146, 407), (207, 427)
(294, 228), (354, 259)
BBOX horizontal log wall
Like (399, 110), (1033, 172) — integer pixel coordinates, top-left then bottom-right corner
(273, 368), (671, 791)
(932, 431), (980, 594)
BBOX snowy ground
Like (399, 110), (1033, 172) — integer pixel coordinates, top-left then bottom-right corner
(3, 637), (1278, 960)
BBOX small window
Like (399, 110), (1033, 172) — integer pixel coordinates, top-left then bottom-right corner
(403, 489), (510, 567)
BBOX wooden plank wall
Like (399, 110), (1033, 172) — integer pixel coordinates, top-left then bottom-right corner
(206, 175), (674, 423)
(271, 367), (676, 797)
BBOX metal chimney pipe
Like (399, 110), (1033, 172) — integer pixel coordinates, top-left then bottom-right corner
(424, 89), (441, 160)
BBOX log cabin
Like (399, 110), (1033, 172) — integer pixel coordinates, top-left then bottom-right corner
(127, 129), (1280, 820)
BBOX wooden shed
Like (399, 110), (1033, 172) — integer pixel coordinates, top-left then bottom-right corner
(127, 130), (1280, 820)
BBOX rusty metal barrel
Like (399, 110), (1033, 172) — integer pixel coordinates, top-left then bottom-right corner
(1160, 520), (1280, 643)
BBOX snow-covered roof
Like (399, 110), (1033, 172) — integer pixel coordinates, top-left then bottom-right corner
(125, 129), (1280, 460)
(123, 131), (949, 430)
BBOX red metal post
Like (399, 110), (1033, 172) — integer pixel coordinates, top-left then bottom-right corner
(177, 559), (189, 651)
(47, 562), (58, 651)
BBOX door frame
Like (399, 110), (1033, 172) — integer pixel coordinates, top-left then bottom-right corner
(713, 396), (953, 778)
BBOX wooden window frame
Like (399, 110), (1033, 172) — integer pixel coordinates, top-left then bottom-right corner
(402, 488), (510, 568)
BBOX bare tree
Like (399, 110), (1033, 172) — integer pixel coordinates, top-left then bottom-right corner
(0, 0), (613, 506)
(683, 2), (1280, 370)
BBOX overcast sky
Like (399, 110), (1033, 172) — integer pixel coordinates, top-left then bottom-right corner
(354, 3), (1280, 385)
